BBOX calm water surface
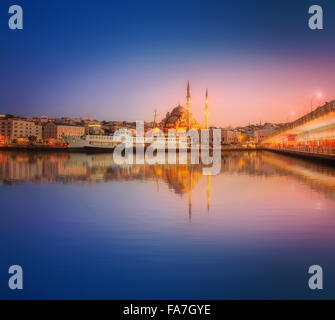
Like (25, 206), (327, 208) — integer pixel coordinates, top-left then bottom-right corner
(0, 150), (335, 299)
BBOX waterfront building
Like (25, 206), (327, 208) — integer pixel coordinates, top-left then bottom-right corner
(0, 134), (6, 145)
(221, 130), (241, 144)
(85, 121), (104, 135)
(40, 116), (49, 124)
(0, 118), (42, 140)
(43, 122), (85, 140)
(254, 129), (275, 143)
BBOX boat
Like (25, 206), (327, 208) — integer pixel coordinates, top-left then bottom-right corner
(63, 133), (194, 151)
(64, 135), (118, 150)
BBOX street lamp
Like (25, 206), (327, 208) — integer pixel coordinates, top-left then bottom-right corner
(311, 92), (322, 112)
(286, 111), (295, 123)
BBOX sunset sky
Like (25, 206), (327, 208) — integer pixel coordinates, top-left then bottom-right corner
(1, 0), (335, 126)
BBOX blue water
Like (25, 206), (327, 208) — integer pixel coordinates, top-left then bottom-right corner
(0, 151), (335, 299)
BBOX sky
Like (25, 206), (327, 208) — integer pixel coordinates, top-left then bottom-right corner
(1, 0), (335, 127)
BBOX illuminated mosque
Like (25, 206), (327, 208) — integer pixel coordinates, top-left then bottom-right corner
(159, 81), (209, 132)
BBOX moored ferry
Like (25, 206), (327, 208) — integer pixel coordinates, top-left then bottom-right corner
(63, 134), (194, 151)
(64, 135), (118, 150)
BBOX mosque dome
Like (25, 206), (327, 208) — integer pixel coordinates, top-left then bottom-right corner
(161, 104), (201, 130)
(171, 105), (187, 114)
(158, 82), (204, 131)
(164, 105), (187, 125)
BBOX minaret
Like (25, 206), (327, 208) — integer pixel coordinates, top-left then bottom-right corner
(87, 114), (90, 136)
(186, 81), (191, 131)
(205, 88), (209, 129)
(188, 165), (193, 223)
(153, 109), (157, 129)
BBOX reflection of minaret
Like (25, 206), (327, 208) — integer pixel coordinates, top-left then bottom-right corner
(206, 175), (211, 212)
(188, 165), (193, 223)
(155, 173), (160, 192)
(186, 81), (191, 131)
(205, 88), (209, 129)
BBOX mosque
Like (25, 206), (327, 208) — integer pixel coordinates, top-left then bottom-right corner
(159, 82), (209, 132)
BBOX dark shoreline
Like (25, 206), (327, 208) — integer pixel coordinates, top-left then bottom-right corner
(263, 148), (335, 165)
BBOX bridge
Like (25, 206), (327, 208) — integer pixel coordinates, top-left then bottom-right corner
(261, 100), (335, 161)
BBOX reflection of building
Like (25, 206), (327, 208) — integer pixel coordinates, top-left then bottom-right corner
(160, 82), (202, 132)
(0, 151), (204, 191)
(44, 122), (85, 139)
(206, 175), (211, 212)
(0, 118), (42, 140)
(2, 150), (335, 218)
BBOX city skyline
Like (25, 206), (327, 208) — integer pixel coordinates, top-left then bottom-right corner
(1, 79), (332, 128)
(1, 0), (335, 126)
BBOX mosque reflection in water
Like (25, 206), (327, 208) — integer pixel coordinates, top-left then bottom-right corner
(1, 150), (334, 221)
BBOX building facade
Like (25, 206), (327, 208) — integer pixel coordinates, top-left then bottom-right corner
(0, 118), (42, 140)
(221, 130), (240, 144)
(43, 122), (85, 139)
(254, 129), (275, 143)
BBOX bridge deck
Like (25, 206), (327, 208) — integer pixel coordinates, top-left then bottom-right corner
(262, 100), (335, 161)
